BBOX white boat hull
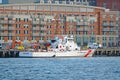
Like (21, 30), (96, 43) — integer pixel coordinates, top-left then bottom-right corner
(19, 49), (95, 58)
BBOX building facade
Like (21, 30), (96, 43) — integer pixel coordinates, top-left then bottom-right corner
(2, 0), (36, 4)
(96, 0), (120, 11)
(2, 0), (89, 5)
(0, 3), (119, 47)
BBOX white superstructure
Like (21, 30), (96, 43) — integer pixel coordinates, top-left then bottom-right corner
(19, 36), (95, 58)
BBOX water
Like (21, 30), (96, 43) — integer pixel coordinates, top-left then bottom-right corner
(0, 57), (120, 80)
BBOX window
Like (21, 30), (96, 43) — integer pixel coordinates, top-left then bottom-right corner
(8, 18), (12, 20)
(0, 36), (3, 40)
(16, 24), (20, 28)
(103, 21), (107, 24)
(103, 32), (106, 35)
(61, 19), (64, 23)
(33, 24), (36, 27)
(102, 37), (107, 40)
(8, 30), (12, 33)
(76, 31), (80, 35)
(90, 14), (94, 17)
(24, 24), (28, 28)
(61, 26), (64, 28)
(16, 30), (20, 34)
(47, 37), (51, 40)
(69, 25), (73, 29)
(47, 19), (51, 22)
(90, 26), (94, 29)
(47, 31), (51, 34)
(8, 24), (12, 27)
(47, 25), (51, 28)
(102, 15), (106, 18)
(61, 31), (65, 35)
(40, 36), (44, 40)
(24, 30), (28, 34)
(110, 15), (113, 18)
(69, 31), (73, 34)
(8, 37), (12, 40)
(91, 32), (94, 35)
(103, 2), (107, 8)
(24, 18), (28, 22)
(112, 3), (116, 9)
(16, 37), (20, 40)
(33, 30), (36, 33)
(84, 32), (88, 35)
(32, 37), (36, 40)
(25, 37), (28, 40)
(16, 18), (21, 22)
(33, 18), (36, 21)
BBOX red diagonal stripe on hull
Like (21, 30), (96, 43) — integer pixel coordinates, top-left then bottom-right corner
(84, 50), (92, 57)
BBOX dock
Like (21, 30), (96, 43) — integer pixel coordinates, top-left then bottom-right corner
(0, 48), (120, 58)
(0, 50), (19, 58)
(93, 48), (120, 57)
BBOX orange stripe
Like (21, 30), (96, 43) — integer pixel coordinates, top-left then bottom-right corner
(84, 49), (92, 57)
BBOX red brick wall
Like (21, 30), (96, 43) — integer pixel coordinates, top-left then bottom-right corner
(96, 0), (120, 11)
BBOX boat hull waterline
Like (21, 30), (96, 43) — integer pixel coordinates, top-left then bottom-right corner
(19, 49), (95, 58)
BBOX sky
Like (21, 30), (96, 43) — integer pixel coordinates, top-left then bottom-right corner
(0, 0), (2, 3)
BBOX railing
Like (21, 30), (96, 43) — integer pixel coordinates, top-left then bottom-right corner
(103, 28), (116, 32)
(40, 21), (46, 24)
(77, 22), (89, 26)
(8, 21), (15, 24)
(0, 21), (8, 24)
(102, 23), (109, 26)
(31, 33), (40, 36)
(8, 27), (15, 30)
(0, 33), (8, 36)
(32, 27), (40, 30)
(0, 27), (8, 30)
(0, 16), (4, 18)
(116, 24), (119, 27)
(76, 28), (88, 31)
(40, 27), (45, 30)
(90, 21), (94, 24)
(82, 17), (88, 22)
(40, 33), (46, 36)
(7, 16), (13, 18)
(102, 28), (110, 31)
(32, 21), (40, 24)
(109, 23), (115, 26)
(8, 33), (15, 36)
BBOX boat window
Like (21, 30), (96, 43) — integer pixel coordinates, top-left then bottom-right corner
(56, 45), (58, 48)
(51, 40), (56, 43)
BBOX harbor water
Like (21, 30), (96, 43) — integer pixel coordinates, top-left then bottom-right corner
(0, 57), (120, 80)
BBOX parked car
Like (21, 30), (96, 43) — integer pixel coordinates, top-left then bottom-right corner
(87, 43), (102, 49)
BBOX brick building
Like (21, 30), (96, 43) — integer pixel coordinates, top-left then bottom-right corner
(95, 0), (120, 46)
(0, 2), (119, 47)
(96, 0), (120, 11)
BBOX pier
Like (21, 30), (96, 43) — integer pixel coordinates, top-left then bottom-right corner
(93, 48), (120, 57)
(0, 50), (19, 58)
(0, 48), (120, 58)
